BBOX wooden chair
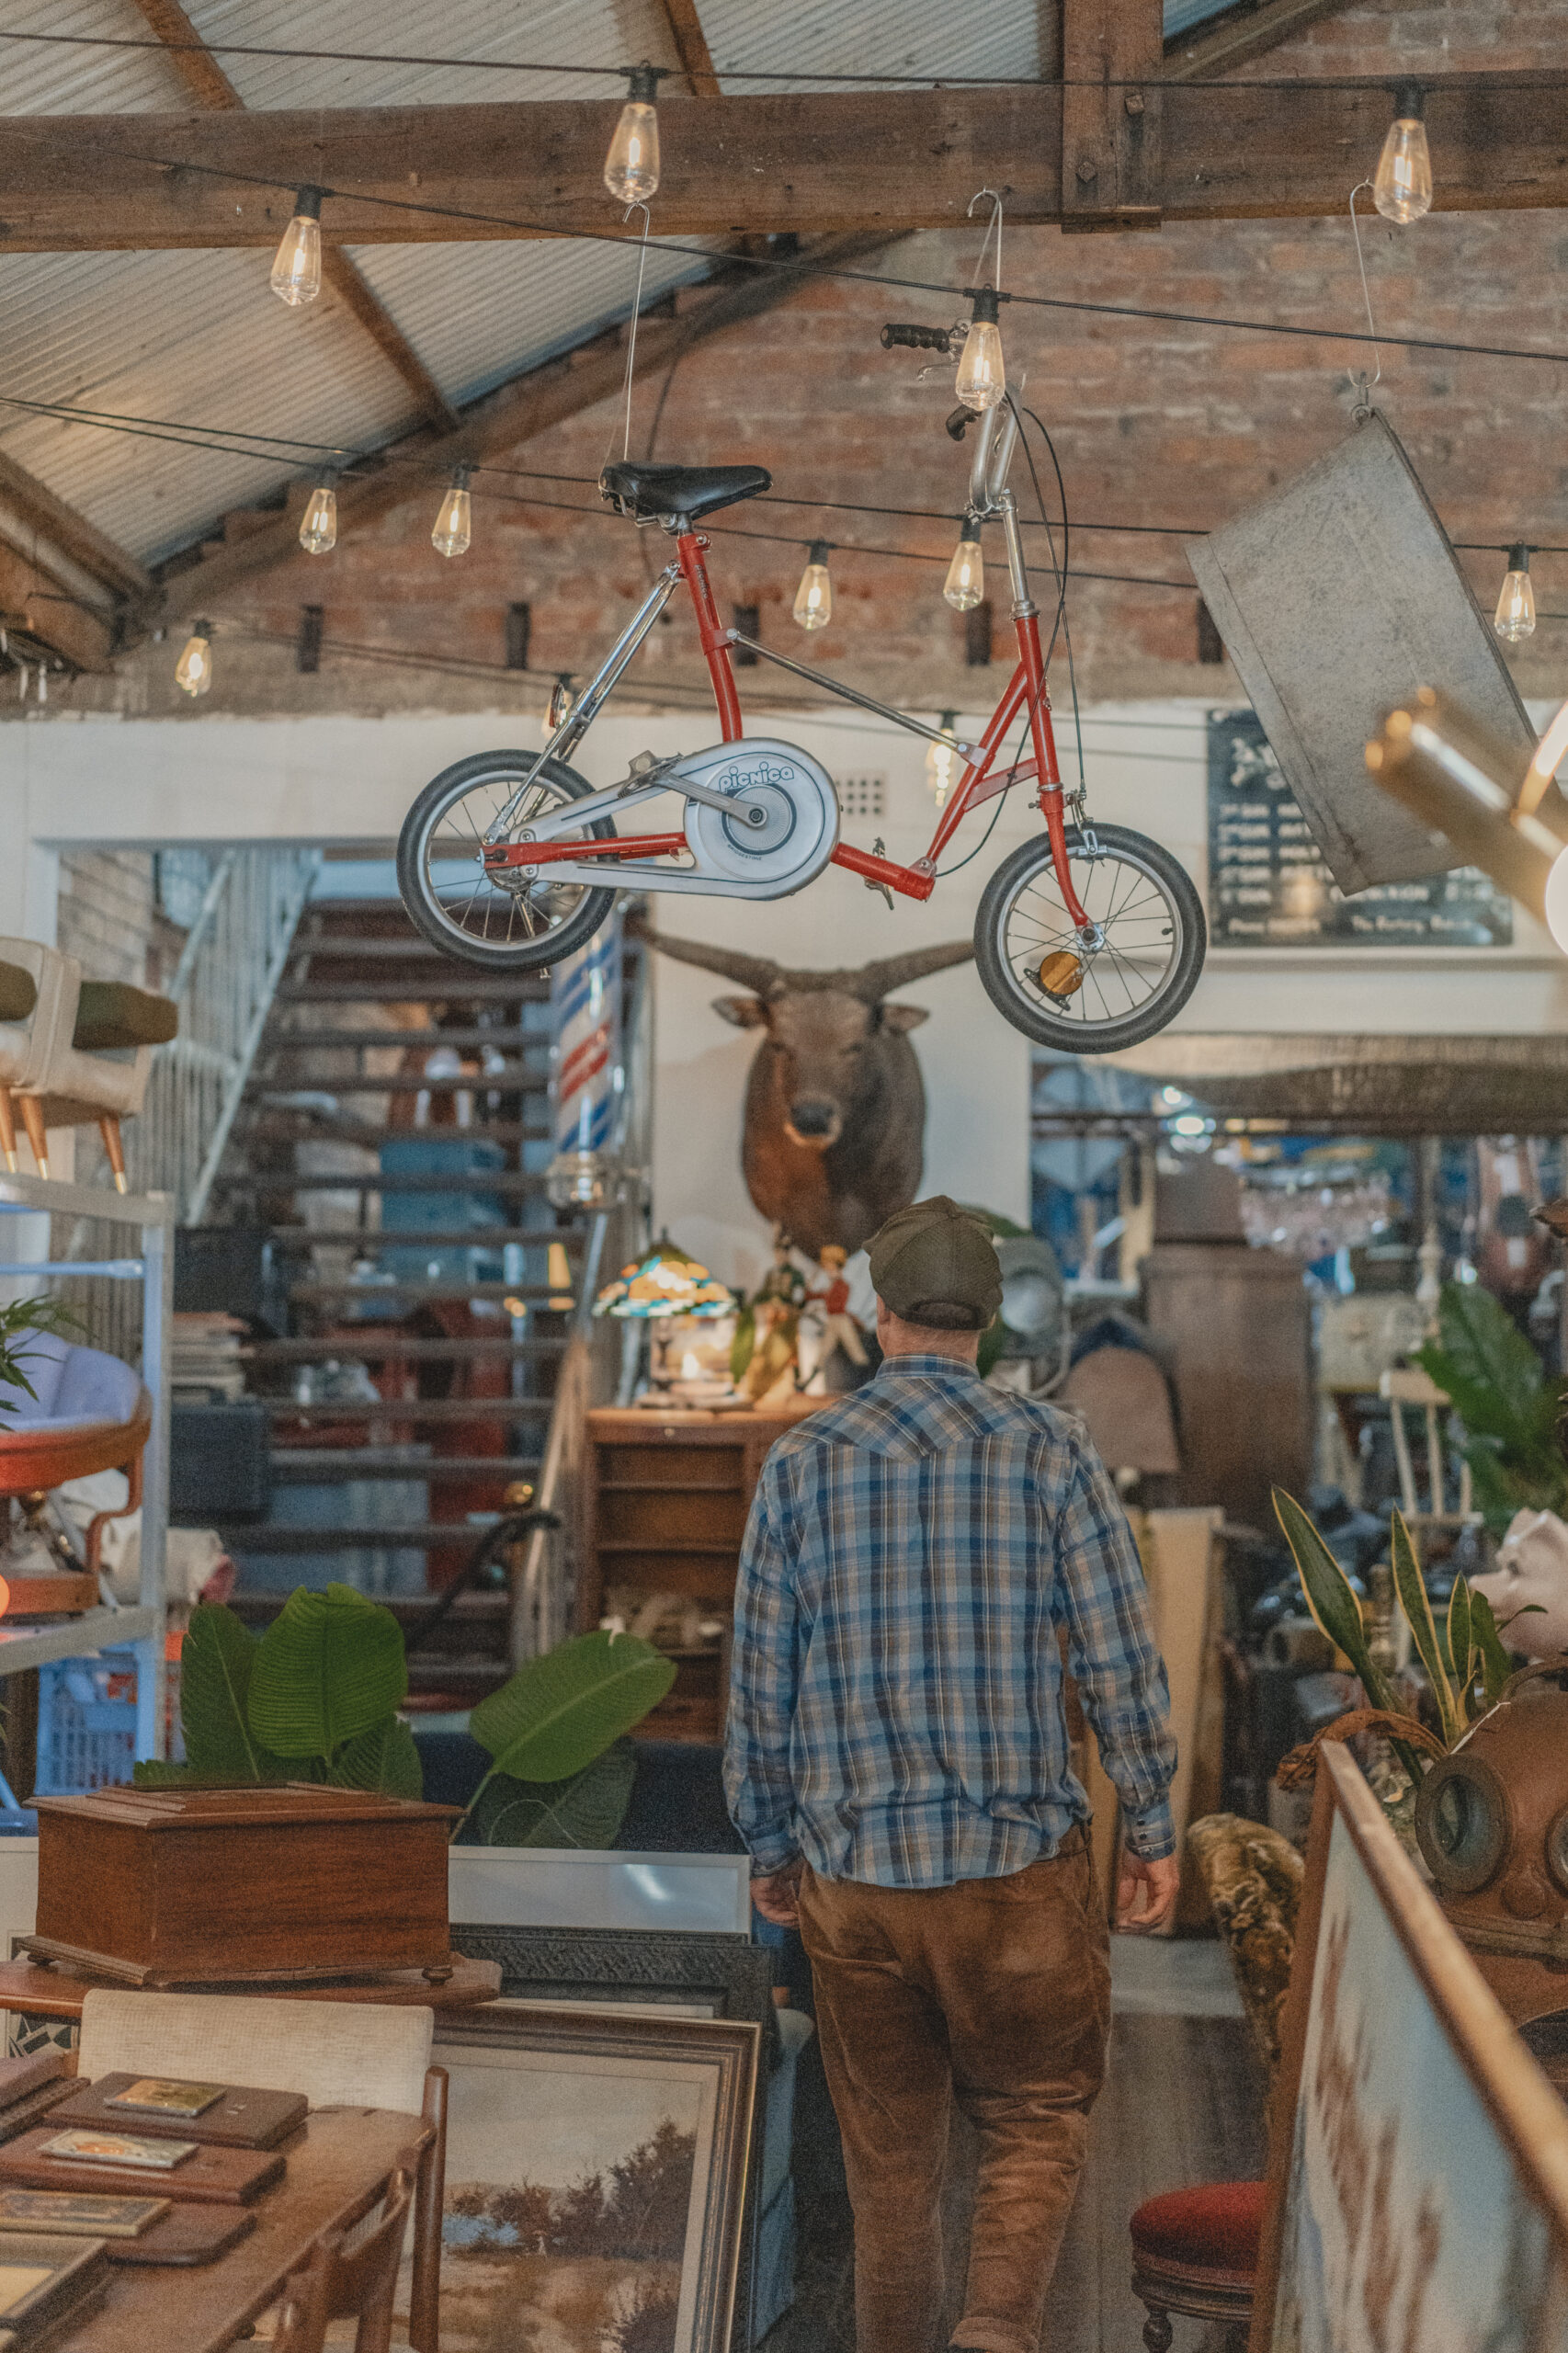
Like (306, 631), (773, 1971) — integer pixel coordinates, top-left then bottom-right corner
(14, 977), (178, 1192)
(271, 2148), (420, 2353)
(77, 1991), (447, 2353)
(0, 938), (75, 1176)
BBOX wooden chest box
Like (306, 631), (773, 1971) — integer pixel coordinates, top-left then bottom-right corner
(29, 1784), (460, 1986)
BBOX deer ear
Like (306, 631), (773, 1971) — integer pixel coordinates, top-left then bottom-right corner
(712, 995), (770, 1029)
(881, 1002), (929, 1032)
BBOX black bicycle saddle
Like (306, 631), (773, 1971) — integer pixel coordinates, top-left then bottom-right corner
(600, 460), (772, 524)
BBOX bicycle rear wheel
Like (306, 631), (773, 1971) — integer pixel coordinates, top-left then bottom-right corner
(974, 822), (1206, 1052)
(397, 752), (619, 971)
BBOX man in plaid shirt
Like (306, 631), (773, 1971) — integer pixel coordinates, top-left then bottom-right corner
(724, 1197), (1177, 2353)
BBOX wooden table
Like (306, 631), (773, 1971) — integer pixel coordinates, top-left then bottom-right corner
(51, 2107), (431, 2353)
(0, 1953), (501, 2022)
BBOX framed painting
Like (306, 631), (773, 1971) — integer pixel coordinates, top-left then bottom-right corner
(431, 2004), (758, 2353)
(1253, 1745), (1568, 2353)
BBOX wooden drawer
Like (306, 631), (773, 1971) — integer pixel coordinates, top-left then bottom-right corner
(598, 1488), (749, 1546)
(600, 1444), (743, 1488)
(595, 1552), (739, 1601)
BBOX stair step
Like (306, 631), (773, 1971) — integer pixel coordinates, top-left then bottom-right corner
(258, 1029), (545, 1053)
(245, 1076), (543, 1101)
(249, 1338), (565, 1363)
(220, 1523), (522, 1550)
(271, 1452), (543, 1479)
(275, 980), (548, 1006)
(263, 1398), (556, 1423)
(262, 1228), (584, 1254)
(230, 1589), (509, 1621)
(210, 1171), (551, 1197)
(239, 1117), (551, 1148)
(285, 1281), (573, 1306)
(288, 940), (550, 975)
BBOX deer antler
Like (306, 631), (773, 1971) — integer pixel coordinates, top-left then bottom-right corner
(849, 940), (976, 1002)
(627, 916), (783, 998)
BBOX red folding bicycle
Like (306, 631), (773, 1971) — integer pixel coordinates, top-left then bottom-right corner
(396, 398), (1206, 1052)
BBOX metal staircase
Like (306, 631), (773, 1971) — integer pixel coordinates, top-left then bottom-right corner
(206, 883), (601, 1707)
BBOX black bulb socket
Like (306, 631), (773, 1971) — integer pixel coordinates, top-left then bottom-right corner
(1508, 543), (1531, 574)
(449, 462), (473, 491)
(292, 186), (324, 222)
(806, 540), (831, 568)
(191, 617), (212, 640)
(959, 513), (983, 547)
(1392, 81), (1425, 122)
(969, 286), (1001, 326)
(626, 63), (662, 105)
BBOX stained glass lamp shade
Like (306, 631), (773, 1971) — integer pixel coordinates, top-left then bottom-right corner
(593, 1236), (736, 1320)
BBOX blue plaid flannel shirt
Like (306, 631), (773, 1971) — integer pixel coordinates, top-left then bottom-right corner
(723, 1356), (1177, 1888)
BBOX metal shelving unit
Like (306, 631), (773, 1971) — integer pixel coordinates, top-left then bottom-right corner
(0, 1170), (170, 1760)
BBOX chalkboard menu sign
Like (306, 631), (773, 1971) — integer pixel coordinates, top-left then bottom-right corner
(1207, 709), (1513, 949)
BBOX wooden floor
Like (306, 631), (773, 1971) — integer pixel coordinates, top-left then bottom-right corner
(767, 1940), (1267, 2353)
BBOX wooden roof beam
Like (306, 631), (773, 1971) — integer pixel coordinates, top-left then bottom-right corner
(658, 0), (722, 98)
(0, 78), (1563, 245)
(129, 0), (459, 430)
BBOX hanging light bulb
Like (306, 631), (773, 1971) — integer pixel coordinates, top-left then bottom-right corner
(175, 620), (213, 698)
(955, 287), (1006, 412)
(1373, 85), (1433, 224)
(943, 519), (984, 612)
(299, 475), (338, 555)
(1494, 543), (1536, 644)
(604, 64), (662, 203)
(926, 712), (960, 808)
(270, 186), (324, 307)
(793, 540), (833, 631)
(432, 464), (472, 559)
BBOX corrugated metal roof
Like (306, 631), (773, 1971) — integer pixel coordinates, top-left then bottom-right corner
(0, 0), (187, 114)
(699, 0), (1049, 93)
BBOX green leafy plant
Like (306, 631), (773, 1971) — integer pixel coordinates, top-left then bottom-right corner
(0, 1295), (81, 1417)
(1273, 1487), (1530, 1790)
(455, 1630), (676, 1846)
(1415, 1280), (1568, 1532)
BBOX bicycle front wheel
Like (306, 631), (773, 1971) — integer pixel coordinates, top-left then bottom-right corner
(974, 822), (1206, 1052)
(397, 752), (619, 971)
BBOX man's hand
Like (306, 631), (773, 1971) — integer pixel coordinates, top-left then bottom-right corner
(751, 1862), (803, 1927)
(1116, 1850), (1180, 1934)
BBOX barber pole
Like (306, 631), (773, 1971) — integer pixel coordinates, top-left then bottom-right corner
(546, 920), (623, 1208)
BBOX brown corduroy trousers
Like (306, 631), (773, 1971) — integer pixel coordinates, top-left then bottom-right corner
(797, 1832), (1111, 2353)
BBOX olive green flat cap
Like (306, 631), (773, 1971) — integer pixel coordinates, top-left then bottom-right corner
(867, 1195), (1003, 1330)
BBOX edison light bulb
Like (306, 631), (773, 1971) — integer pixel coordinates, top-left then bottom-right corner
(926, 713), (960, 808)
(270, 187), (323, 306)
(432, 467), (472, 558)
(605, 66), (661, 203)
(944, 524), (984, 612)
(955, 287), (1006, 412)
(176, 622), (213, 698)
(1494, 544), (1535, 643)
(793, 540), (833, 631)
(1373, 89), (1432, 224)
(300, 481), (337, 555)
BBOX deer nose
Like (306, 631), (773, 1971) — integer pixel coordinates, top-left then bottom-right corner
(787, 1097), (840, 1142)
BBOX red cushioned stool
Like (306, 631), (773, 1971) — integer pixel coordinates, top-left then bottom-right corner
(1129, 2177), (1263, 2353)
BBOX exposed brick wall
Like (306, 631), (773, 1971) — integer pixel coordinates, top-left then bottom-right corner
(55, 852), (158, 985)
(37, 0), (1568, 722)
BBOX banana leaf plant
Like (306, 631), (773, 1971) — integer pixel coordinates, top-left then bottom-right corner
(1272, 1487), (1534, 1788)
(453, 1629), (676, 1847)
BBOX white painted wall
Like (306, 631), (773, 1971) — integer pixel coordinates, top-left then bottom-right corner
(6, 696), (1568, 1282)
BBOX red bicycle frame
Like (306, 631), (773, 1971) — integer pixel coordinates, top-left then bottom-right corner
(487, 529), (1092, 929)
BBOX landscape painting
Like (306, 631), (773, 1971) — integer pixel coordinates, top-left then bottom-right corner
(425, 2012), (756, 2353)
(1267, 1809), (1568, 2353)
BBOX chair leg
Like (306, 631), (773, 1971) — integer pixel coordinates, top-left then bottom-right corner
(0, 1088), (15, 1174)
(17, 1097), (48, 1180)
(1140, 2306), (1174, 2353)
(97, 1115), (127, 1195)
(409, 2065), (447, 2353)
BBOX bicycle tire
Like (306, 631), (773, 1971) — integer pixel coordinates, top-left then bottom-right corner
(974, 822), (1206, 1053)
(397, 752), (619, 972)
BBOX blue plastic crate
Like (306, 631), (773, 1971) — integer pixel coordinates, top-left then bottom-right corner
(35, 1648), (139, 1797)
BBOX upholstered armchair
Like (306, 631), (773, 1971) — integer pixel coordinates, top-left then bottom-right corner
(0, 938), (77, 1176)
(14, 978), (178, 1192)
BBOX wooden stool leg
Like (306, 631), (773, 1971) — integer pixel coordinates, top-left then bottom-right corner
(17, 1097), (48, 1180)
(1141, 2308), (1174, 2353)
(97, 1116), (127, 1194)
(0, 1088), (16, 1174)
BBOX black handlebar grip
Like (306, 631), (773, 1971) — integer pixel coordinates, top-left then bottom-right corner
(881, 322), (953, 352)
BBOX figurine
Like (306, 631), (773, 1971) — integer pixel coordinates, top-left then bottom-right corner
(733, 1233), (808, 1404)
(800, 1244), (871, 1393)
(1471, 1509), (1568, 1660)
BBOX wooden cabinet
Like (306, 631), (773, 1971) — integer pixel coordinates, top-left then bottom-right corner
(579, 1404), (824, 1742)
(1142, 1241), (1313, 1531)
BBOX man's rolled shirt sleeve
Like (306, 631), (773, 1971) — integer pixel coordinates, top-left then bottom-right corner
(723, 1465), (802, 1875)
(1054, 1440), (1179, 1860)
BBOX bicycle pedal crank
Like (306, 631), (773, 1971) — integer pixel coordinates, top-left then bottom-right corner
(1037, 950), (1085, 1003)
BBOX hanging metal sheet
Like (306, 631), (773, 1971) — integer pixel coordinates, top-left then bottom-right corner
(1186, 413), (1537, 895)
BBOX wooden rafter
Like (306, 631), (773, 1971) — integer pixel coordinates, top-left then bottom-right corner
(129, 0), (459, 431)
(1, 77), (1563, 246)
(150, 234), (892, 620)
(1165, 0), (1355, 81)
(658, 0), (722, 98)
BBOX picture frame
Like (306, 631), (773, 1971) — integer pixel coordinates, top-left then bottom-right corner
(449, 1925), (779, 2348)
(431, 2003), (758, 2353)
(1251, 1744), (1568, 2353)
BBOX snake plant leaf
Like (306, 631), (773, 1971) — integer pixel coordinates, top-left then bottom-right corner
(325, 1714), (424, 1800)
(1273, 1488), (1396, 1713)
(247, 1585), (408, 1760)
(472, 1740), (636, 1849)
(1468, 1588), (1519, 1707)
(469, 1631), (675, 1787)
(1390, 1512), (1460, 1745)
(180, 1604), (290, 1783)
(1446, 1576), (1476, 1712)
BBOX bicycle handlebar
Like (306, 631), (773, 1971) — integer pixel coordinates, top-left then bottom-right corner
(881, 322), (953, 353)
